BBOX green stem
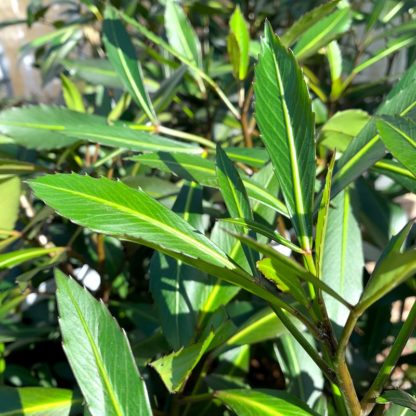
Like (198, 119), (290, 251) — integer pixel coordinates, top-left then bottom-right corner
(271, 305), (337, 384)
(158, 125), (215, 149)
(361, 300), (416, 416)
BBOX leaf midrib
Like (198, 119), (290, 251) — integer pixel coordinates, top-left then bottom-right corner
(34, 181), (232, 269)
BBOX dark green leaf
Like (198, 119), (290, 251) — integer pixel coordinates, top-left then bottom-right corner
(377, 390), (416, 412)
(255, 22), (315, 248)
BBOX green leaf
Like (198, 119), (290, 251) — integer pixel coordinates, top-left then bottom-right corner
(103, 7), (157, 123)
(321, 190), (363, 329)
(315, 155), (335, 276)
(255, 22), (315, 248)
(61, 74), (86, 113)
(358, 222), (415, 311)
(63, 59), (123, 89)
(55, 270), (152, 416)
(150, 183), (210, 349)
(29, 174), (288, 309)
(318, 110), (370, 152)
(228, 6), (250, 80)
(219, 218), (304, 254)
(165, 0), (202, 69)
(281, 0), (340, 47)
(132, 152), (288, 216)
(224, 147), (269, 168)
(373, 159), (416, 193)
(0, 247), (65, 270)
(0, 386), (82, 415)
(293, 6), (352, 61)
(150, 332), (214, 393)
(0, 159), (46, 176)
(0, 106), (199, 153)
(376, 116), (416, 176)
(377, 390), (416, 412)
(0, 176), (20, 230)
(332, 62), (416, 197)
(214, 389), (318, 416)
(275, 333), (324, 406)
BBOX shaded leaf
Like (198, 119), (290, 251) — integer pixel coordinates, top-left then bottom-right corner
(377, 390), (416, 412)
(103, 7), (157, 122)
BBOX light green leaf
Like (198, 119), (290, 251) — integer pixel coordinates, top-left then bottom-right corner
(321, 190), (363, 329)
(103, 7), (157, 123)
(228, 6), (250, 80)
(150, 332), (214, 393)
(376, 116), (416, 176)
(61, 74), (86, 113)
(293, 6), (352, 61)
(132, 152), (288, 216)
(0, 106), (199, 153)
(165, 0), (202, 69)
(55, 270), (152, 416)
(281, 0), (340, 47)
(29, 174), (289, 310)
(358, 222), (416, 312)
(0, 386), (82, 416)
(255, 22), (315, 248)
(150, 182), (210, 349)
(0, 247), (65, 270)
(318, 110), (370, 152)
(214, 389), (318, 416)
(0, 176), (20, 230)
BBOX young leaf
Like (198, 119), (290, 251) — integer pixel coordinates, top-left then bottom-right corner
(227, 6), (250, 80)
(103, 7), (157, 123)
(293, 6), (352, 61)
(165, 0), (202, 69)
(0, 176), (20, 230)
(150, 182), (210, 349)
(61, 74), (86, 113)
(255, 22), (315, 249)
(321, 190), (363, 329)
(214, 389), (318, 416)
(150, 332), (214, 393)
(0, 247), (65, 269)
(55, 270), (152, 416)
(281, 0), (340, 46)
(0, 106), (199, 153)
(376, 116), (416, 176)
(0, 387), (82, 415)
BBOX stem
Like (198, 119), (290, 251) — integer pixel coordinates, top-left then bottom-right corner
(158, 125), (215, 149)
(271, 305), (337, 384)
(361, 300), (416, 416)
(180, 393), (213, 404)
(240, 84), (254, 148)
(334, 309), (362, 416)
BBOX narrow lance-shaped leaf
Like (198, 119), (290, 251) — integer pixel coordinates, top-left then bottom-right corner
(255, 22), (316, 249)
(376, 116), (416, 177)
(214, 389), (319, 416)
(29, 174), (295, 311)
(0, 106), (200, 153)
(61, 74), (86, 113)
(55, 270), (152, 416)
(0, 387), (82, 416)
(150, 182), (211, 349)
(321, 190), (364, 330)
(103, 7), (157, 123)
(0, 176), (20, 230)
(227, 6), (250, 80)
(0, 247), (66, 270)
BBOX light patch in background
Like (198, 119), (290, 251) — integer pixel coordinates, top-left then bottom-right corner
(73, 264), (101, 291)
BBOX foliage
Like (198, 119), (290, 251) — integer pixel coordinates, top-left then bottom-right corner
(0, 1), (415, 415)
